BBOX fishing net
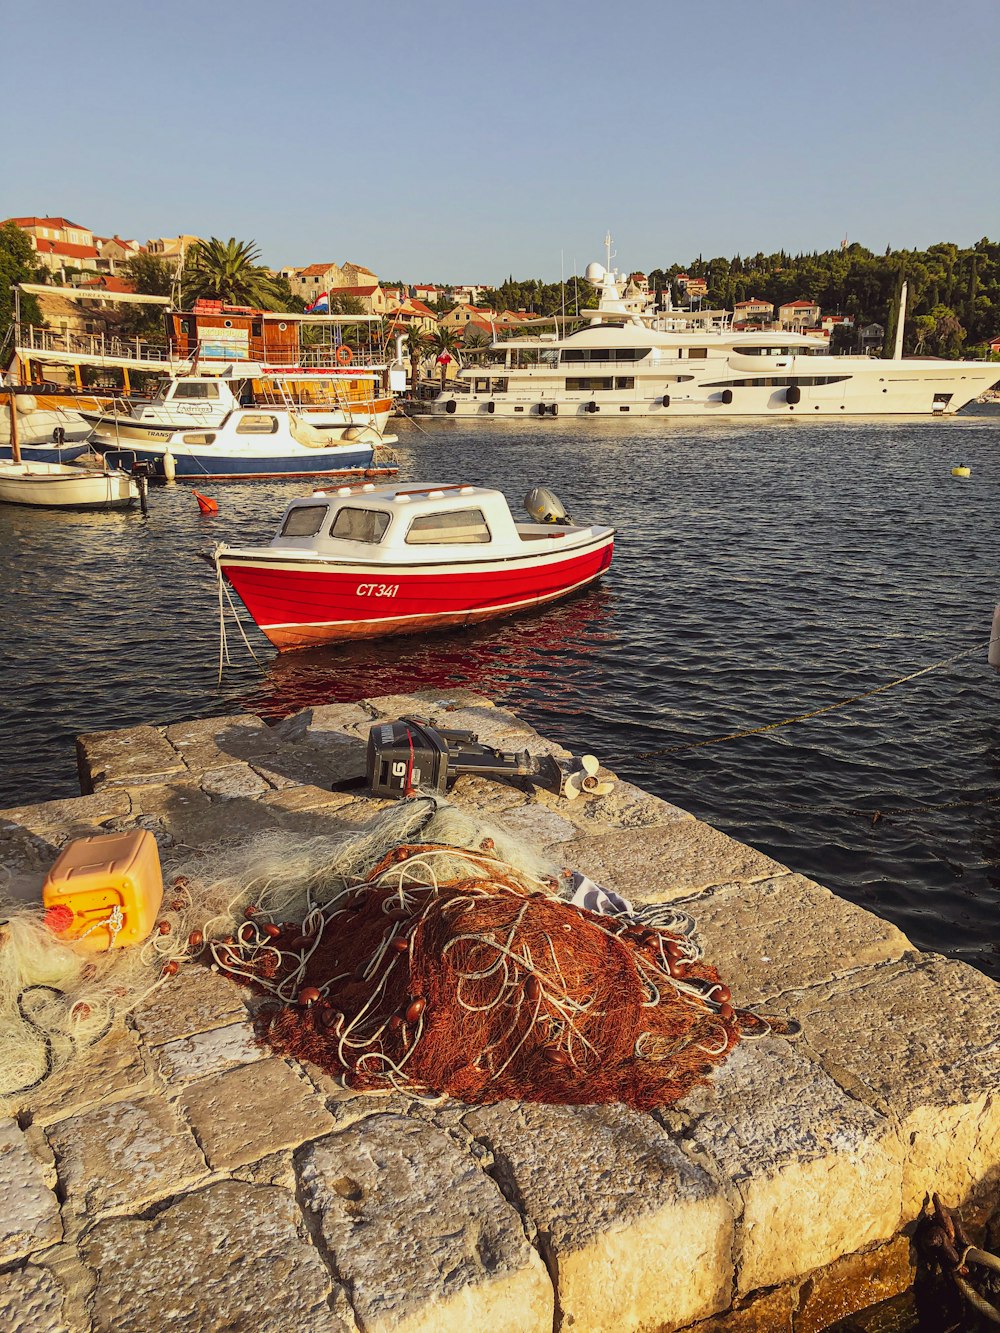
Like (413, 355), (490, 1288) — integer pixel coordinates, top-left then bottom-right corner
(212, 840), (752, 1109)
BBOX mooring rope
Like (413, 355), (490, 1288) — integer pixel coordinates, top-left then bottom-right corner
(634, 637), (997, 759)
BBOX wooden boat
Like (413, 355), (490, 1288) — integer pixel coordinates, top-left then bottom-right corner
(215, 483), (615, 651)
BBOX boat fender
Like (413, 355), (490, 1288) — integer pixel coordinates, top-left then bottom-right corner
(446, 400), (457, 414)
(661, 394), (670, 408)
(586, 401), (598, 414)
(538, 403), (547, 416)
(162, 449), (177, 482)
(785, 384), (801, 405)
(550, 403), (558, 417)
(721, 389), (733, 405)
(486, 401), (495, 414)
(15, 394), (37, 415)
(336, 345), (353, 365)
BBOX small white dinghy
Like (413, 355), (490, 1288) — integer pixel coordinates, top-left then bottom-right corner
(0, 458), (138, 509)
(0, 393), (138, 510)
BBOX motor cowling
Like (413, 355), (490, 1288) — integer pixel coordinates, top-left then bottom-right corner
(524, 486), (572, 525)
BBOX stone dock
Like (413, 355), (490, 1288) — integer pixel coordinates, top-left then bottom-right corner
(0, 689), (998, 1333)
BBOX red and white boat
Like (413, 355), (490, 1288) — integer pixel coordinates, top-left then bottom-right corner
(215, 482), (615, 651)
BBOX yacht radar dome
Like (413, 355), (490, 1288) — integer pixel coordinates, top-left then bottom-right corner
(585, 262), (606, 283)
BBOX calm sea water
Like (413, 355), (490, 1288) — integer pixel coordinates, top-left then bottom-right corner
(1, 410), (998, 980)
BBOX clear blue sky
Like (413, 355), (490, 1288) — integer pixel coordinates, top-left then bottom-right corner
(2, 0), (997, 283)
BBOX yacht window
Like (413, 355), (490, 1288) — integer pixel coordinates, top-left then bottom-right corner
(330, 507), (391, 543)
(566, 377), (613, 391)
(688, 348), (708, 359)
(615, 377), (635, 390)
(405, 508), (491, 545)
(173, 382), (220, 399)
(474, 378), (489, 393)
(235, 414), (279, 434)
(491, 377), (508, 393)
(280, 504), (328, 538)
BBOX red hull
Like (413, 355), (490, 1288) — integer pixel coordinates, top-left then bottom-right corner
(221, 536), (614, 651)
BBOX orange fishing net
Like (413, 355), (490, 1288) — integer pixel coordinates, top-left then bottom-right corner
(213, 844), (749, 1109)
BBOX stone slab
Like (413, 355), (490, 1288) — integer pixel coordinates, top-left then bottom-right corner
(465, 1101), (734, 1332)
(177, 1058), (334, 1170)
(76, 726), (186, 792)
(535, 777), (695, 833)
(677, 872), (912, 1006)
(47, 1094), (206, 1218)
(198, 762), (273, 800)
(298, 1113), (553, 1333)
(153, 1019), (264, 1083)
(668, 1041), (903, 1293)
(0, 1120), (61, 1264)
(0, 790), (133, 846)
(81, 1179), (353, 1333)
(557, 820), (789, 903)
(22, 1023), (154, 1128)
(259, 785), (359, 815)
(789, 954), (1000, 1218)
(0, 1263), (69, 1333)
(129, 965), (246, 1046)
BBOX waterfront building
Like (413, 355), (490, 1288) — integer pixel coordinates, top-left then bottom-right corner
(779, 298), (822, 330)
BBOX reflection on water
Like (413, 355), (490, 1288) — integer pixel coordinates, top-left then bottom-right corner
(1, 410), (998, 980)
(243, 589), (617, 721)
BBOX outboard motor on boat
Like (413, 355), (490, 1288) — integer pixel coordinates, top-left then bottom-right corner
(523, 486), (572, 526)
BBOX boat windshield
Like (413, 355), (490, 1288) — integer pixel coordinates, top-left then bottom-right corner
(279, 504), (328, 538)
(330, 507), (391, 543)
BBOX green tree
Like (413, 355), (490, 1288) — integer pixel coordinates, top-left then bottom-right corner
(405, 326), (429, 390)
(182, 237), (287, 309)
(0, 223), (42, 340)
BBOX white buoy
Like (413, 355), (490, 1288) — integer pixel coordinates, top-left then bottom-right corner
(162, 449), (177, 482)
(989, 605), (1000, 670)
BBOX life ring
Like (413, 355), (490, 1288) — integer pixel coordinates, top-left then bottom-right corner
(336, 345), (353, 365)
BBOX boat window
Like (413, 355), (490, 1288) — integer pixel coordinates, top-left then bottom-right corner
(173, 382), (220, 399)
(280, 504), (329, 538)
(330, 507), (391, 543)
(491, 378), (508, 393)
(405, 508), (492, 545)
(687, 348), (708, 359)
(565, 377), (613, 391)
(474, 379), (490, 393)
(235, 414), (279, 434)
(181, 432), (216, 445)
(615, 377), (635, 390)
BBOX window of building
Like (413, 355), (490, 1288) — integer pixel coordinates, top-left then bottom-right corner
(330, 507), (391, 543)
(405, 509), (491, 545)
(235, 414), (279, 434)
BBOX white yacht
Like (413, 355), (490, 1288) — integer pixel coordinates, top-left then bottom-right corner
(431, 246), (999, 419)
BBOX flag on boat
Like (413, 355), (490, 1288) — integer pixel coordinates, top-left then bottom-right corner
(306, 292), (330, 313)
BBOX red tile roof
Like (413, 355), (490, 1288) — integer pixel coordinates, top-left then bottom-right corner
(35, 238), (100, 259)
(78, 276), (136, 293)
(3, 215), (89, 231)
(780, 299), (818, 309)
(299, 263), (335, 277)
(336, 284), (380, 297)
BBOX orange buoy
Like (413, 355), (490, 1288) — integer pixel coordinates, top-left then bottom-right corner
(193, 490), (219, 515)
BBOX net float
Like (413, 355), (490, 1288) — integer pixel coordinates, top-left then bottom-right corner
(263, 923), (282, 939)
(161, 960), (179, 977)
(297, 986), (321, 1007)
(525, 975), (542, 1003)
(405, 997), (426, 1024)
(187, 929), (204, 950)
(391, 936), (409, 953)
(719, 1003), (736, 1022)
(157, 920), (171, 936)
(713, 984), (732, 1006)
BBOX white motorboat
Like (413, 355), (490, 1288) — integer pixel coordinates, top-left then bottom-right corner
(0, 459), (138, 509)
(431, 240), (1000, 419)
(94, 406), (398, 481)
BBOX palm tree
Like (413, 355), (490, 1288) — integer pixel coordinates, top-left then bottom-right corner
(406, 325), (429, 390)
(431, 326), (461, 388)
(183, 237), (285, 309)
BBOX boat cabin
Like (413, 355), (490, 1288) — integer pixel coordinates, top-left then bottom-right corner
(167, 302), (300, 364)
(270, 483), (553, 562)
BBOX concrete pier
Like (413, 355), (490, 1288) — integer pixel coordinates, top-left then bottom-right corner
(1, 690), (998, 1332)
